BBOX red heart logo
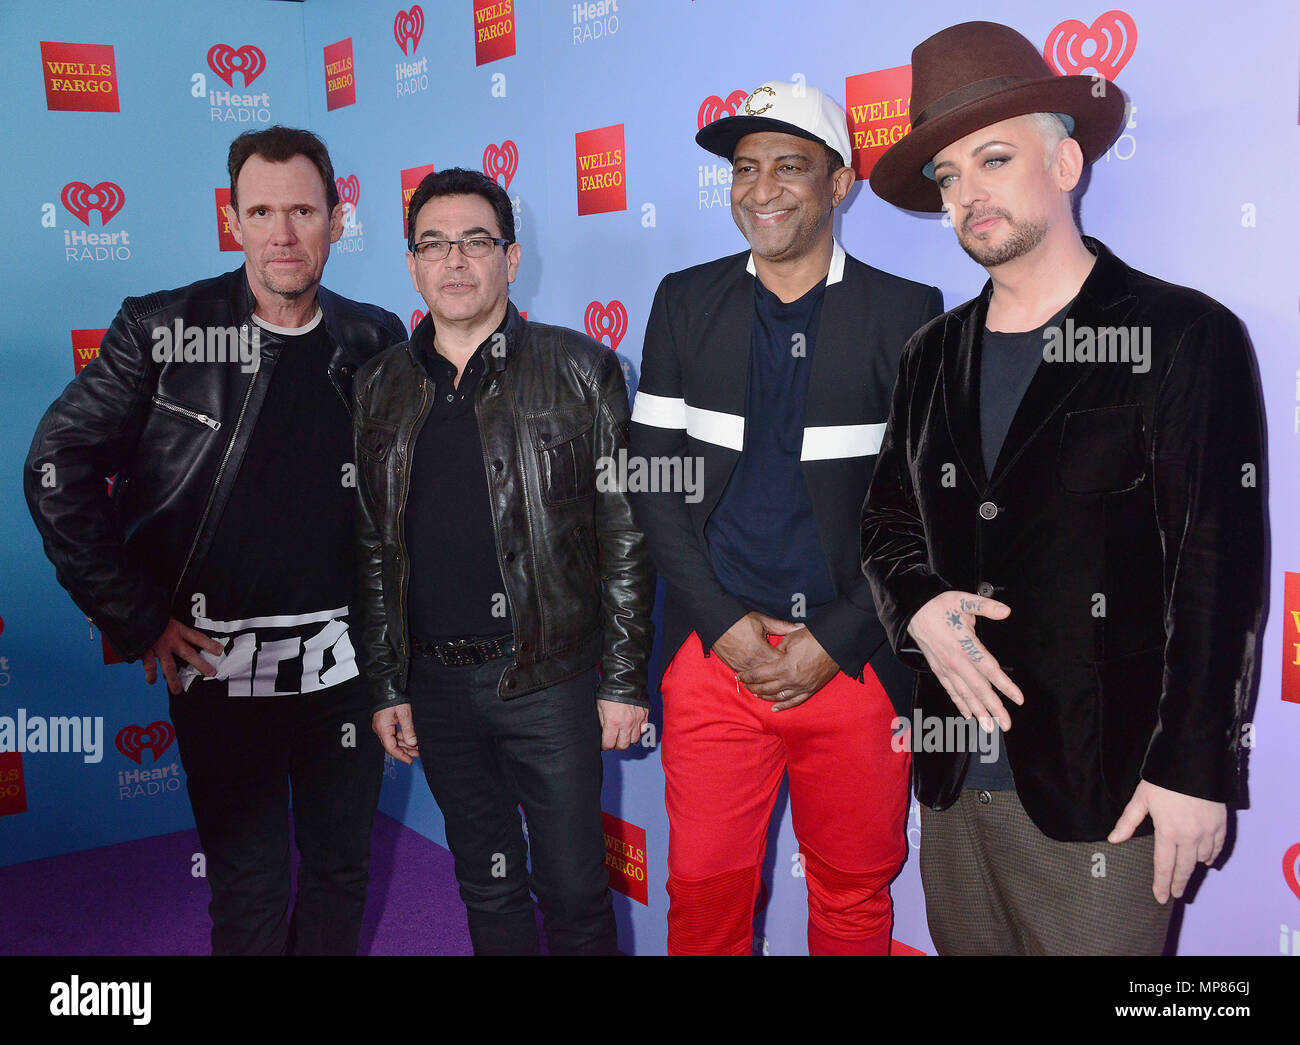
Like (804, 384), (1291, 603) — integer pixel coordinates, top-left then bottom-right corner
(115, 721), (176, 764)
(1044, 10), (1137, 80)
(336, 174), (361, 207)
(482, 140), (520, 190)
(61, 181), (125, 226)
(697, 90), (750, 130)
(207, 44), (267, 88)
(394, 6), (424, 54)
(410, 309), (426, 332)
(1285, 843), (1300, 902)
(584, 300), (628, 351)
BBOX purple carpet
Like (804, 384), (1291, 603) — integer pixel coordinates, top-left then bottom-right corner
(0, 812), (472, 955)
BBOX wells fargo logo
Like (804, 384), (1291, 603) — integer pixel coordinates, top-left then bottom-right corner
(115, 722), (175, 764)
(324, 38), (357, 110)
(697, 90), (748, 129)
(0, 752), (26, 818)
(1283, 571), (1300, 705)
(584, 300), (627, 350)
(575, 124), (625, 215)
(214, 187), (240, 251)
(62, 181), (125, 226)
(400, 162), (437, 235)
(394, 6), (424, 53)
(1044, 10), (1137, 79)
(71, 328), (108, 375)
(845, 65), (912, 180)
(207, 44), (266, 88)
(473, 0), (516, 65)
(482, 140), (519, 190)
(601, 811), (647, 904)
(40, 41), (119, 113)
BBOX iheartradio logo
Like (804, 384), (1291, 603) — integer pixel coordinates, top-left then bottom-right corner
(115, 721), (175, 764)
(698, 90), (748, 130)
(1285, 843), (1300, 902)
(482, 140), (519, 190)
(410, 309), (426, 332)
(62, 181), (124, 226)
(1044, 11), (1137, 80)
(394, 6), (424, 53)
(336, 174), (361, 208)
(584, 300), (627, 351)
(207, 44), (267, 88)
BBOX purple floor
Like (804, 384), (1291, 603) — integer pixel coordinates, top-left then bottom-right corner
(0, 812), (472, 955)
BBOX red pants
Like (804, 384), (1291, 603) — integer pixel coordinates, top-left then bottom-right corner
(661, 632), (909, 955)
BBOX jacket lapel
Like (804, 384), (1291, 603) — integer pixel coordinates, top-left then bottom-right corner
(988, 239), (1139, 486)
(943, 289), (991, 490)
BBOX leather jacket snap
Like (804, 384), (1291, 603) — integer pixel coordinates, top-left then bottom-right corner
(352, 302), (654, 712)
(24, 266), (406, 661)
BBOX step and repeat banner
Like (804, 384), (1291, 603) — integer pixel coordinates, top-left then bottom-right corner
(2, 0), (1297, 956)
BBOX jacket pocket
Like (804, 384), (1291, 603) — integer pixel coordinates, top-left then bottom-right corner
(528, 407), (595, 506)
(1057, 404), (1146, 494)
(357, 418), (397, 462)
(151, 394), (221, 431)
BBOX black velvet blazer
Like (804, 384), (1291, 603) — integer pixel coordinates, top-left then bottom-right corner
(862, 238), (1266, 841)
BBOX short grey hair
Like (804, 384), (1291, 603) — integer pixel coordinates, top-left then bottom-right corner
(1027, 112), (1071, 163)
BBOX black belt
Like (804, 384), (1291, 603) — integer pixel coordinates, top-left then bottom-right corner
(411, 634), (515, 666)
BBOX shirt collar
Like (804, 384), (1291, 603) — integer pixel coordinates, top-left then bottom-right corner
(746, 238), (845, 287)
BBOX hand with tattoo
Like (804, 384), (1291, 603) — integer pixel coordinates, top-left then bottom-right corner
(906, 591), (1023, 731)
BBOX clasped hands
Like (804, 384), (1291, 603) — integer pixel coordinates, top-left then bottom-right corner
(712, 611), (839, 711)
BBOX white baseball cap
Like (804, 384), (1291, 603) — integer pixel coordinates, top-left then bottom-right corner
(696, 80), (853, 170)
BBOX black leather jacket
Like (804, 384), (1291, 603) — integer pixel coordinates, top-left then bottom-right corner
(353, 302), (655, 712)
(24, 266), (406, 661)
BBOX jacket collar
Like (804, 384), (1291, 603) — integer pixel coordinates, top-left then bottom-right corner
(943, 236), (1139, 490)
(745, 238), (846, 287)
(405, 300), (522, 377)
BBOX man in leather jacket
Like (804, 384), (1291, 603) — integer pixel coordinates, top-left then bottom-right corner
(24, 126), (406, 955)
(355, 167), (654, 955)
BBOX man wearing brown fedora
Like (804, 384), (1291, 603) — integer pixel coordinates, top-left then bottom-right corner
(862, 21), (1266, 954)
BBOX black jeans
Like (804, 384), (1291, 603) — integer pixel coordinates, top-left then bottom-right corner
(407, 655), (617, 955)
(169, 677), (384, 955)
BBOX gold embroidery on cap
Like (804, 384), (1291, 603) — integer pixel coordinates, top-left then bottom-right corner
(744, 85), (776, 116)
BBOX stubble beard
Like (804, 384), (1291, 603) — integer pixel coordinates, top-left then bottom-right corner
(957, 209), (1049, 268)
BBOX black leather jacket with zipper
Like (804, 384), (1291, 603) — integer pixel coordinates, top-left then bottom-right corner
(352, 302), (655, 713)
(24, 266), (406, 661)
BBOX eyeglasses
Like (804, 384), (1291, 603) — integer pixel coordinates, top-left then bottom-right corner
(408, 236), (511, 261)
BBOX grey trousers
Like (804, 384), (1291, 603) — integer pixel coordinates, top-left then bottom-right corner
(919, 788), (1174, 955)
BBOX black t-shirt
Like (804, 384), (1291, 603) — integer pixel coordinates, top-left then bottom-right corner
(406, 315), (513, 640)
(704, 275), (837, 621)
(180, 310), (360, 696)
(963, 302), (1071, 789)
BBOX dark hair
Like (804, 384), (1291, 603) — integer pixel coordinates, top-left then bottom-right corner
(406, 167), (515, 248)
(228, 126), (338, 213)
(823, 143), (846, 175)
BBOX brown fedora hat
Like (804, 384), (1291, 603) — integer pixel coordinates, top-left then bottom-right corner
(870, 21), (1127, 212)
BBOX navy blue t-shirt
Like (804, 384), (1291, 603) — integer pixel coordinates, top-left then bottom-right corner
(704, 274), (837, 621)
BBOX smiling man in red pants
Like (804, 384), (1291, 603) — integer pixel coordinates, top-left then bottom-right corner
(630, 81), (942, 955)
